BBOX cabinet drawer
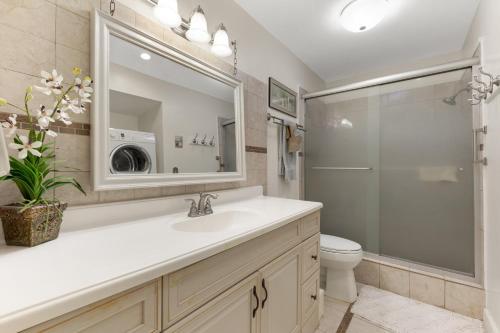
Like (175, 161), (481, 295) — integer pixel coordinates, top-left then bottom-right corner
(300, 212), (320, 240)
(164, 220), (301, 327)
(23, 279), (161, 333)
(302, 234), (320, 282)
(301, 269), (320, 322)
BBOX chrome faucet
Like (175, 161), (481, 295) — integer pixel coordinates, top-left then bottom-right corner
(185, 192), (218, 217)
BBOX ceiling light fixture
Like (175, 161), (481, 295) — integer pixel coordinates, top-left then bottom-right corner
(140, 52), (151, 60)
(340, 0), (390, 33)
(186, 6), (211, 43)
(153, 0), (181, 28)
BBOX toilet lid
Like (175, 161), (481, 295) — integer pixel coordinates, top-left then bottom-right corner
(320, 234), (362, 253)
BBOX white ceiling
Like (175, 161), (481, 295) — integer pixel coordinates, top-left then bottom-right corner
(235, 0), (480, 83)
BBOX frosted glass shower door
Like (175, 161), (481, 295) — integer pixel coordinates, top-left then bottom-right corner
(305, 68), (475, 275)
(305, 88), (381, 254)
(378, 69), (475, 275)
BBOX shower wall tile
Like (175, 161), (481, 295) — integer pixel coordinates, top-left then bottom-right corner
(380, 264), (410, 297)
(354, 260), (380, 288)
(445, 281), (485, 320)
(410, 272), (445, 307)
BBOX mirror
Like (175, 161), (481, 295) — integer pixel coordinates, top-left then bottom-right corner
(92, 11), (245, 190)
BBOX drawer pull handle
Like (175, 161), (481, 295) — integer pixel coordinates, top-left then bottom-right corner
(252, 286), (259, 318)
(311, 255), (318, 260)
(311, 294), (317, 301)
(261, 278), (269, 308)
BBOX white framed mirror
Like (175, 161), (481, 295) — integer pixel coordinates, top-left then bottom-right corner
(91, 10), (245, 191)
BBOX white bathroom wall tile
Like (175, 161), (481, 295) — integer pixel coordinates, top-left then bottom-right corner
(410, 272), (445, 307)
(56, 0), (99, 18)
(354, 260), (380, 288)
(0, 24), (55, 76)
(0, 0), (56, 42)
(163, 185), (188, 196)
(54, 133), (91, 172)
(0, 68), (52, 111)
(54, 171), (99, 206)
(135, 13), (163, 40)
(99, 188), (135, 203)
(133, 187), (163, 200)
(56, 6), (90, 54)
(445, 281), (485, 320)
(0, 181), (23, 206)
(379, 264), (410, 297)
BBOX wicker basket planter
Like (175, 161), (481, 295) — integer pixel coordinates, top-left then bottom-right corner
(0, 203), (67, 247)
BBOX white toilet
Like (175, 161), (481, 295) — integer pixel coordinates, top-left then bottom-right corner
(320, 234), (363, 303)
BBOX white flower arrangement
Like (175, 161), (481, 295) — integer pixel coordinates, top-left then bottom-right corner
(0, 67), (93, 207)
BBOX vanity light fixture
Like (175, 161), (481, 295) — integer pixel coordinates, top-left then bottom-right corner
(185, 6), (211, 43)
(154, 0), (182, 28)
(340, 0), (390, 33)
(211, 24), (233, 57)
(146, 0), (238, 73)
(140, 52), (152, 60)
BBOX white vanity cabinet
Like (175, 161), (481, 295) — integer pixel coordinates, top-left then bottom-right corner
(23, 211), (320, 333)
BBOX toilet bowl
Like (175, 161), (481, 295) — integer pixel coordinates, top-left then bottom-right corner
(320, 234), (362, 303)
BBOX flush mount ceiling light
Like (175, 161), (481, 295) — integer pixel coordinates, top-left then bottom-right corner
(211, 24), (233, 57)
(140, 52), (151, 60)
(153, 0), (181, 28)
(340, 0), (390, 33)
(186, 6), (211, 43)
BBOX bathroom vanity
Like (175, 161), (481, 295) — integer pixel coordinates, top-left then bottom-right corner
(0, 187), (322, 333)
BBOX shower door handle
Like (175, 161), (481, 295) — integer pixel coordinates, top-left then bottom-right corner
(311, 167), (373, 171)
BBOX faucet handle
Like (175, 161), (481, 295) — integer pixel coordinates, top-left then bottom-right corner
(204, 198), (214, 215)
(185, 199), (199, 217)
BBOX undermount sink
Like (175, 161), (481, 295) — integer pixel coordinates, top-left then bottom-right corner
(171, 210), (261, 232)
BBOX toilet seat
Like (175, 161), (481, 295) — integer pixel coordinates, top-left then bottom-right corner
(320, 234), (362, 254)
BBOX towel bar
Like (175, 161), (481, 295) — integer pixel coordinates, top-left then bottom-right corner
(311, 167), (373, 171)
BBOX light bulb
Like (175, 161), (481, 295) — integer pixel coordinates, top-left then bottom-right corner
(211, 23), (232, 57)
(340, 0), (390, 33)
(140, 52), (151, 60)
(186, 6), (211, 43)
(154, 0), (181, 28)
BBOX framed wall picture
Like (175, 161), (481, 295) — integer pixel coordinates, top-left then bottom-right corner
(268, 77), (297, 118)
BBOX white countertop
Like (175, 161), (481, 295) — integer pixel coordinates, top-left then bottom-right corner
(0, 186), (322, 332)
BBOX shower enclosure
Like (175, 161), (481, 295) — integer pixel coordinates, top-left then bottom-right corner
(304, 60), (483, 279)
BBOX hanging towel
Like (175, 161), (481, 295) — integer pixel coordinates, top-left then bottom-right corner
(278, 125), (296, 181)
(287, 125), (303, 153)
(418, 166), (459, 182)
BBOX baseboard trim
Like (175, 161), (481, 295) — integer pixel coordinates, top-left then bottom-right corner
(485, 308), (500, 333)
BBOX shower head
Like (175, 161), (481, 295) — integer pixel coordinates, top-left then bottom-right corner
(442, 86), (472, 106)
(442, 96), (457, 105)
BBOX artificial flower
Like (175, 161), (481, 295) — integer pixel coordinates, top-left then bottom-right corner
(1, 114), (18, 137)
(8, 135), (42, 159)
(72, 67), (81, 76)
(73, 76), (94, 100)
(35, 70), (63, 95)
(45, 129), (58, 137)
(53, 109), (72, 125)
(34, 105), (55, 129)
(0, 98), (7, 106)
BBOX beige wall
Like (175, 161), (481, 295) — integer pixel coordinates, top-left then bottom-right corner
(0, 0), (324, 207)
(463, 0), (500, 331)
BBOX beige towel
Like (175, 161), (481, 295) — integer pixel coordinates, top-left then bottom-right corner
(418, 167), (458, 182)
(287, 126), (302, 153)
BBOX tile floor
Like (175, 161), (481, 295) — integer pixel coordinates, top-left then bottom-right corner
(316, 284), (484, 333)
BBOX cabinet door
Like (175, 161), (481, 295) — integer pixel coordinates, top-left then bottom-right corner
(23, 279), (161, 333)
(165, 273), (260, 333)
(259, 247), (301, 333)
